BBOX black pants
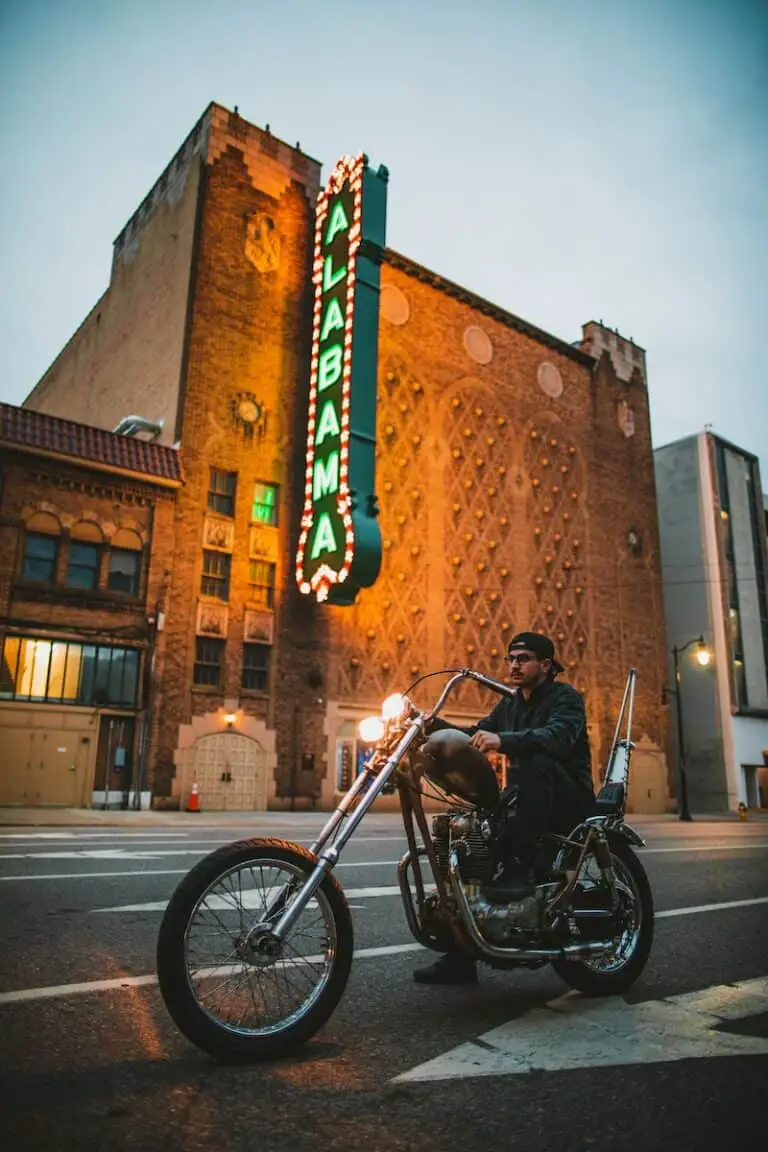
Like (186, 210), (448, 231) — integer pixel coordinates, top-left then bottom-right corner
(498, 754), (594, 864)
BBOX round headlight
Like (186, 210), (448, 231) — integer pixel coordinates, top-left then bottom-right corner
(382, 693), (406, 721)
(358, 716), (385, 743)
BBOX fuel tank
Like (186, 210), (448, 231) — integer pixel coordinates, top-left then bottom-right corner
(418, 729), (500, 811)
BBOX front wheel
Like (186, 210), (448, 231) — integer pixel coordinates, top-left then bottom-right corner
(156, 838), (353, 1061)
(551, 836), (654, 995)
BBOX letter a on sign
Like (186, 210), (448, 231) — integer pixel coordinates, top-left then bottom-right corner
(325, 201), (350, 246)
(311, 513), (338, 559)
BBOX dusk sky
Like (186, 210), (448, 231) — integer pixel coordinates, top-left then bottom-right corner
(1, 0), (766, 476)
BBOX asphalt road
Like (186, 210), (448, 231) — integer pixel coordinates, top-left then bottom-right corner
(0, 813), (766, 1152)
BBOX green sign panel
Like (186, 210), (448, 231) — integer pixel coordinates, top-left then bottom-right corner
(295, 153), (388, 605)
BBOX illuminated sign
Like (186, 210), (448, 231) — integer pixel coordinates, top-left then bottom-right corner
(295, 153), (388, 604)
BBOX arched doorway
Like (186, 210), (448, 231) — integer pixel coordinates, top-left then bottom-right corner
(184, 732), (268, 811)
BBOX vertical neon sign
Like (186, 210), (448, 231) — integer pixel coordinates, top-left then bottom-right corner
(295, 153), (388, 604)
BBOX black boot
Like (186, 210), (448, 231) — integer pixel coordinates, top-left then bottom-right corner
(481, 858), (536, 903)
(413, 952), (478, 985)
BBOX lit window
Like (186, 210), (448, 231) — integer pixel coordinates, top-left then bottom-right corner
(22, 533), (58, 583)
(67, 542), (100, 590)
(248, 561), (276, 608)
(242, 643), (270, 692)
(251, 482), (278, 526)
(194, 637), (224, 687)
(0, 636), (138, 706)
(208, 469), (237, 517)
(108, 549), (141, 595)
(201, 550), (231, 601)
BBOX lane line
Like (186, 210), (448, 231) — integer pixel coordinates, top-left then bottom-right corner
(0, 943), (425, 1005)
(0, 898), (767, 1006)
(0, 859), (405, 883)
(2, 843), (768, 883)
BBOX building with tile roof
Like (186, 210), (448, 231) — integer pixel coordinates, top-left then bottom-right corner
(16, 102), (671, 812)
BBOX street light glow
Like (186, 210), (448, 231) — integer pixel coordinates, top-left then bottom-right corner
(695, 644), (711, 667)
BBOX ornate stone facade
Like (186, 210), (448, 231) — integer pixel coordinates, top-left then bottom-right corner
(20, 103), (670, 810)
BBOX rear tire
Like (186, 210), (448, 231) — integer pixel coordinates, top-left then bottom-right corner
(157, 838), (353, 1061)
(552, 836), (653, 995)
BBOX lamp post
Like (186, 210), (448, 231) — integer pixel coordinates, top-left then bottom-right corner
(670, 635), (711, 823)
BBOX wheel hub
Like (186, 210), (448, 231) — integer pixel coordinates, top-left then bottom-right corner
(237, 926), (284, 968)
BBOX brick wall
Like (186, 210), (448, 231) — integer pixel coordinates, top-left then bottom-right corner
(151, 135), (322, 798)
(0, 449), (179, 798)
(24, 130), (206, 442)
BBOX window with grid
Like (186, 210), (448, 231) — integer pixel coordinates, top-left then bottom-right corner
(22, 533), (58, 583)
(193, 637), (224, 687)
(248, 560), (276, 608)
(107, 548), (141, 595)
(242, 643), (270, 692)
(67, 542), (100, 590)
(208, 468), (237, 517)
(201, 550), (231, 600)
(251, 482), (278, 526)
(0, 636), (139, 707)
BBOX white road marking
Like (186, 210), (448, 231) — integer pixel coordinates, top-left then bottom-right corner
(0, 859), (404, 883)
(393, 976), (768, 1082)
(0, 943), (425, 1005)
(0, 836), (410, 859)
(94, 884), (405, 912)
(93, 891), (768, 917)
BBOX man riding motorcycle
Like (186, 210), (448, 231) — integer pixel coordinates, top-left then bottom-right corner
(413, 631), (595, 985)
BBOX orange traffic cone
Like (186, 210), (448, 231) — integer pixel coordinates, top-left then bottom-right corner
(187, 780), (201, 813)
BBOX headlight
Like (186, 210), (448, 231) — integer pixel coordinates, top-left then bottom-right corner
(382, 693), (407, 721)
(358, 716), (385, 743)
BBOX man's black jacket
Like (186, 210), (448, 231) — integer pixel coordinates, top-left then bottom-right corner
(435, 678), (594, 796)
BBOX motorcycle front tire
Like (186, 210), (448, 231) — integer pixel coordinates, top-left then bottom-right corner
(156, 838), (354, 1061)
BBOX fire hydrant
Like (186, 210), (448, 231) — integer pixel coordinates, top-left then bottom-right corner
(738, 802), (748, 821)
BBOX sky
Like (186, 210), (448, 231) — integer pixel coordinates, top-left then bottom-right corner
(1, 0), (767, 478)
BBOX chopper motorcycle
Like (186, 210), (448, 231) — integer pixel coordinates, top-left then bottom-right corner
(157, 666), (653, 1061)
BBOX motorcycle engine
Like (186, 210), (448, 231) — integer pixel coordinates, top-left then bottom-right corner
(431, 811), (541, 945)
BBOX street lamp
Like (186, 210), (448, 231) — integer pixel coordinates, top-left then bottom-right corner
(670, 635), (711, 822)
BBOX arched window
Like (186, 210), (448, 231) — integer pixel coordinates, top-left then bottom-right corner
(22, 512), (61, 583)
(108, 528), (143, 596)
(67, 521), (104, 590)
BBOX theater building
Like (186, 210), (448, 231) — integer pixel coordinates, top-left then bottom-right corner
(0, 404), (182, 807)
(20, 101), (670, 812)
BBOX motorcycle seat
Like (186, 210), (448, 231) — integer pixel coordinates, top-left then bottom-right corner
(592, 782), (625, 816)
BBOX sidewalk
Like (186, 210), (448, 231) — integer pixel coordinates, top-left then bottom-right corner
(1, 806), (766, 828)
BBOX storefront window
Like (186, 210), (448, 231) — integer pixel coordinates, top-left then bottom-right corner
(0, 636), (140, 707)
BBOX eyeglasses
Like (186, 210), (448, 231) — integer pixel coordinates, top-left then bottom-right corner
(506, 653), (537, 666)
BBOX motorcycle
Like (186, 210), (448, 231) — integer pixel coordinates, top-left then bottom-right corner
(157, 667), (653, 1061)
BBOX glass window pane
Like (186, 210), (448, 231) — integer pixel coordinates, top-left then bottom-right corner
(21, 639), (52, 699)
(63, 645), (82, 701)
(67, 542), (100, 590)
(94, 648), (112, 704)
(108, 650), (125, 704)
(122, 650), (139, 706)
(22, 534), (57, 582)
(79, 646), (96, 704)
(108, 549), (140, 594)
(0, 637), (20, 698)
(47, 642), (69, 701)
(251, 483), (278, 525)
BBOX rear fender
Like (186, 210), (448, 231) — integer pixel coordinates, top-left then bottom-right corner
(606, 821), (646, 849)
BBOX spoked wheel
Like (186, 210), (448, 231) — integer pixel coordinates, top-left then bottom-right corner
(552, 836), (654, 995)
(157, 838), (353, 1061)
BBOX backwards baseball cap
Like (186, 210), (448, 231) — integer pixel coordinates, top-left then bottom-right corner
(507, 631), (565, 676)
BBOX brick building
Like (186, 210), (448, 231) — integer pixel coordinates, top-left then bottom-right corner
(21, 101), (671, 812)
(0, 404), (182, 806)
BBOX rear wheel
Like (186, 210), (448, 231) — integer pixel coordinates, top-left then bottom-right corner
(552, 836), (653, 995)
(157, 838), (353, 1061)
